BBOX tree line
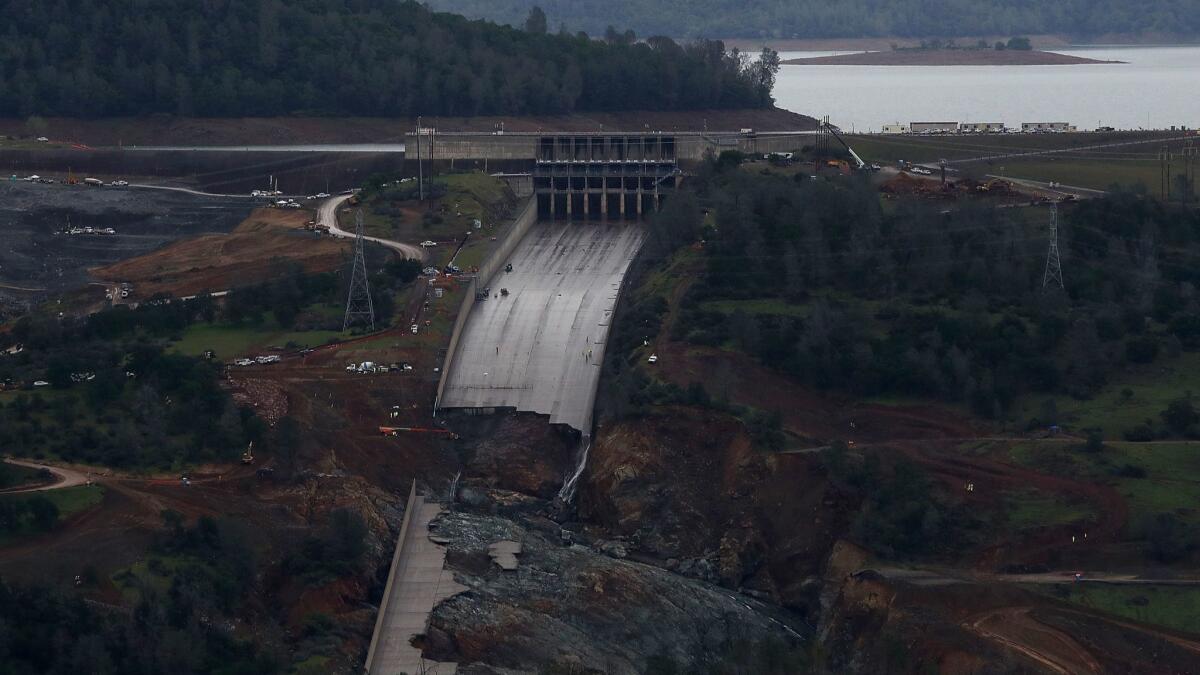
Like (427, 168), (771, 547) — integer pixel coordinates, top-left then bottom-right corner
(427, 0), (1200, 40)
(654, 156), (1200, 428)
(0, 0), (774, 119)
(0, 307), (266, 468)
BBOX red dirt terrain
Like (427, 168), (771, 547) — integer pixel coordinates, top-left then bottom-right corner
(818, 553), (1200, 675)
(582, 406), (849, 606)
(656, 340), (977, 443)
(91, 208), (346, 297)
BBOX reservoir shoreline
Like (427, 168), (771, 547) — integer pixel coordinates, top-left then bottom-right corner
(783, 50), (1123, 66)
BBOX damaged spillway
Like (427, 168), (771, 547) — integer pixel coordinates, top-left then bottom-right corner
(439, 222), (645, 435)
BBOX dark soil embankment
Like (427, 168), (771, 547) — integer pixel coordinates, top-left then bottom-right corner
(784, 49), (1122, 65)
(0, 108), (815, 147)
(0, 148), (405, 194)
(0, 181), (251, 295)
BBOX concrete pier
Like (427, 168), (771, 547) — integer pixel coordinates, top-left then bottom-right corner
(364, 483), (465, 675)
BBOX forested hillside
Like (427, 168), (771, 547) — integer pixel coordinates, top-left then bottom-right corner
(638, 157), (1200, 424)
(426, 0), (1200, 39)
(0, 0), (774, 118)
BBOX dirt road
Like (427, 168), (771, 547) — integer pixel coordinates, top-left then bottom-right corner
(944, 133), (1197, 166)
(965, 606), (1104, 675)
(1, 458), (93, 493)
(129, 184), (260, 199)
(319, 194), (425, 261)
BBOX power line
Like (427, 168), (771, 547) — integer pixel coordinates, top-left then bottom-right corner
(343, 209), (375, 332)
(1042, 202), (1064, 290)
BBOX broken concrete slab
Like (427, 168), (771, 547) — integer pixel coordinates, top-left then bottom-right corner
(488, 540), (523, 570)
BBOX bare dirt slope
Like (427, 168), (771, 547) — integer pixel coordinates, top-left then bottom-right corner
(91, 208), (346, 297)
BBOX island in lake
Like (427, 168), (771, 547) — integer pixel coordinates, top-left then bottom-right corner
(783, 50), (1124, 66)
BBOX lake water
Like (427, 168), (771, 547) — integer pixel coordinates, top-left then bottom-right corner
(773, 46), (1200, 132)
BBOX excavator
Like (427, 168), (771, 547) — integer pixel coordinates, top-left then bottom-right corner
(241, 441), (254, 465)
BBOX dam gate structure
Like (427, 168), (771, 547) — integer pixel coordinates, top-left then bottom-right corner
(437, 134), (678, 435)
(533, 134), (680, 219)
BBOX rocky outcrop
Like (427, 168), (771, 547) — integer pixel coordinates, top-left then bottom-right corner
(424, 503), (806, 674)
(458, 413), (577, 500)
(578, 408), (846, 610)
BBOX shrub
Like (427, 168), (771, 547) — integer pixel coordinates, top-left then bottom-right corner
(1124, 424), (1156, 442)
(1161, 397), (1198, 436)
(1142, 513), (1196, 562)
(1113, 463), (1146, 478)
(1125, 336), (1159, 364)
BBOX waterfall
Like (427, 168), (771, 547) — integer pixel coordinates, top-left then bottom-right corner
(556, 438), (591, 504)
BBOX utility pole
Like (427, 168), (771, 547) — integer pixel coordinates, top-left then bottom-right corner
(1159, 146), (1171, 201)
(1042, 202), (1064, 290)
(343, 210), (375, 332)
(1182, 140), (1197, 205)
(428, 119), (436, 209)
(416, 116), (424, 202)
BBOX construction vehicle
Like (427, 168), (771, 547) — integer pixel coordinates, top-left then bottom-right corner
(823, 122), (867, 171)
(379, 426), (460, 440)
(241, 441), (254, 465)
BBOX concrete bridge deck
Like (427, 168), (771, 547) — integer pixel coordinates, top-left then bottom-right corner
(364, 485), (464, 675)
(439, 222), (645, 433)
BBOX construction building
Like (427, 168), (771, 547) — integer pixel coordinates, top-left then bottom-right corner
(960, 122), (1005, 133)
(910, 121), (959, 134)
(1021, 122), (1076, 132)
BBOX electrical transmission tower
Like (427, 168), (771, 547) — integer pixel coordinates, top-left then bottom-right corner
(1042, 202), (1064, 290)
(343, 209), (375, 331)
(1159, 146), (1172, 201)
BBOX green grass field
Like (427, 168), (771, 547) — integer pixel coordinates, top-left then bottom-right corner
(637, 247), (699, 301)
(0, 484), (105, 545)
(45, 484), (105, 517)
(361, 172), (511, 246)
(171, 323), (344, 359)
(1004, 488), (1097, 531)
(0, 462), (45, 489)
(1009, 440), (1200, 530)
(990, 158), (1162, 191)
(1011, 353), (1200, 439)
(1053, 584), (1200, 636)
(847, 131), (1194, 190)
